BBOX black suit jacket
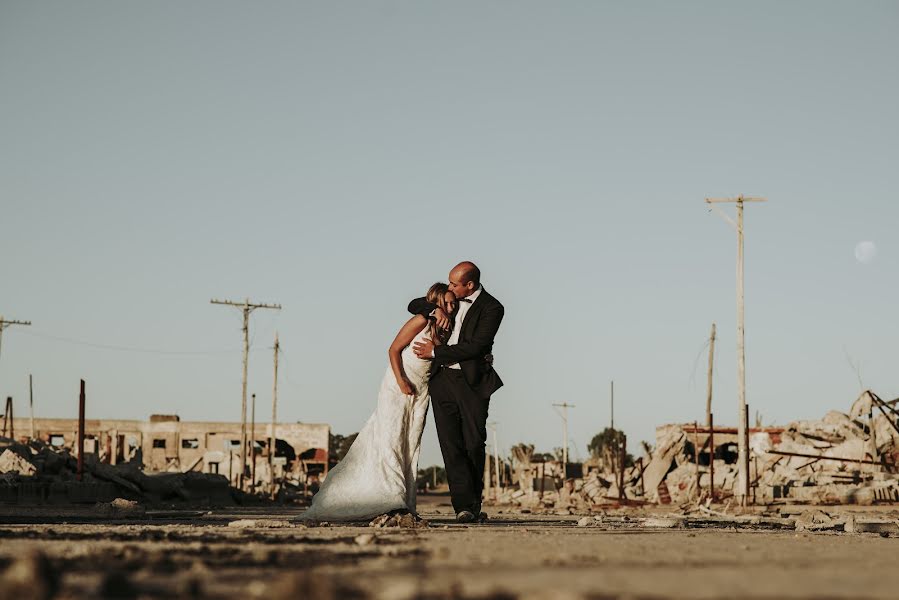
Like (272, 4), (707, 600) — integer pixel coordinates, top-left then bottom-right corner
(408, 287), (504, 399)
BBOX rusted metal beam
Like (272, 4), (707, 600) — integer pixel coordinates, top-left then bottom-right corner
(768, 450), (883, 466)
(77, 380), (85, 482)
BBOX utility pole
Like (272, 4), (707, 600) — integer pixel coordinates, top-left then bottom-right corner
(269, 332), (280, 499)
(0, 316), (31, 364)
(706, 324), (716, 429)
(211, 298), (281, 491)
(706, 195), (766, 507)
(552, 403), (575, 479)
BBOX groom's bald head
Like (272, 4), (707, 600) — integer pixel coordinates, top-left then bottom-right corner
(448, 261), (481, 298)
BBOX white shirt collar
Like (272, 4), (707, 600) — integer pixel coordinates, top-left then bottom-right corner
(464, 286), (483, 304)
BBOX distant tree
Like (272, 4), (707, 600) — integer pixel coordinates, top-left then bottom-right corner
(588, 427), (634, 471)
(510, 443), (535, 465)
(416, 465), (447, 490)
(328, 432), (358, 465)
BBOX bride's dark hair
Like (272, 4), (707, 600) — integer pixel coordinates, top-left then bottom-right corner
(426, 282), (453, 345)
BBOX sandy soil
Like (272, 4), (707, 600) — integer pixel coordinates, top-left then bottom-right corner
(2, 494), (899, 600)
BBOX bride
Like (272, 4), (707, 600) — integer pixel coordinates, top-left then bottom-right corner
(300, 283), (456, 521)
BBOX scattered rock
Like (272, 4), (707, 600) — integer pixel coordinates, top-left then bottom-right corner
(643, 517), (682, 528)
(227, 519), (295, 529)
(369, 512), (429, 529)
(354, 533), (376, 546)
(0, 550), (59, 600)
(794, 510), (839, 532)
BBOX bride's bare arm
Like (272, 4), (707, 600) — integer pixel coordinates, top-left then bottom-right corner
(389, 315), (428, 395)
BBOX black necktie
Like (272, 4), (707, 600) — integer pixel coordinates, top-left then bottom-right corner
(458, 298), (472, 303)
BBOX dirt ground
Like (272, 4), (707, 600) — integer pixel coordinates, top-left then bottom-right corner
(2, 494), (899, 600)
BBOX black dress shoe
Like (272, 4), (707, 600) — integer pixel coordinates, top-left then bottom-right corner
(456, 510), (475, 523)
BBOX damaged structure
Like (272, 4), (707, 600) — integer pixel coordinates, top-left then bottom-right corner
(498, 391), (899, 509)
(0, 414), (330, 505)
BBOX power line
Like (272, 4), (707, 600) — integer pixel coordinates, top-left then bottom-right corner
(16, 329), (243, 356)
(0, 316), (31, 363)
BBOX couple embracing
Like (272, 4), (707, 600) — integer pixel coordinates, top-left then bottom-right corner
(302, 261), (504, 523)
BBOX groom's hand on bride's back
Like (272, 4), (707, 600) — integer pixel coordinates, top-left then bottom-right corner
(413, 337), (435, 359)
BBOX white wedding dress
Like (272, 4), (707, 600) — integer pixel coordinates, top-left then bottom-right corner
(300, 324), (432, 521)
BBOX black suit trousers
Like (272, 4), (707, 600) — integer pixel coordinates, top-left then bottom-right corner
(430, 367), (490, 513)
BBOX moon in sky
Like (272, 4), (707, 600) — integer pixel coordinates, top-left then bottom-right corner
(854, 241), (877, 264)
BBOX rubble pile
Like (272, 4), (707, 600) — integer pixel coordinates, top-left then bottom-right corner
(493, 391), (899, 510)
(650, 390), (899, 506)
(0, 436), (236, 506)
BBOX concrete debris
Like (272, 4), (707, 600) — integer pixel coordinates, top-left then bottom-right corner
(227, 518), (296, 529)
(843, 515), (899, 535)
(0, 449), (36, 476)
(793, 510), (840, 532)
(492, 390), (899, 511)
(94, 498), (145, 517)
(369, 512), (429, 529)
(649, 390), (899, 507)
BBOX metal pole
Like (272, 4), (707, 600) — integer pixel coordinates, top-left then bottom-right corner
(270, 332), (279, 499)
(250, 392), (256, 492)
(77, 380), (85, 482)
(240, 302), (249, 490)
(29, 374), (35, 440)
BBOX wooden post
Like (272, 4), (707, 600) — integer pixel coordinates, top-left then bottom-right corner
(709, 413), (715, 503)
(706, 324), (716, 428)
(492, 424), (500, 499)
(538, 461), (545, 501)
(618, 434), (627, 501)
(743, 404), (751, 505)
(270, 333), (279, 499)
(29, 374), (35, 440)
(77, 380), (85, 482)
(483, 448), (491, 502)
(250, 393), (256, 492)
(2, 397), (11, 439)
(693, 420), (700, 501)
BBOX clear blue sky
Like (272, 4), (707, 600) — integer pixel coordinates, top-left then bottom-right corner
(2, 2), (897, 466)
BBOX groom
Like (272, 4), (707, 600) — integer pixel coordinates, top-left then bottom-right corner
(409, 261), (504, 523)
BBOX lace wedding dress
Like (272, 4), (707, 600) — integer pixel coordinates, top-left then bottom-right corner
(300, 324), (432, 521)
